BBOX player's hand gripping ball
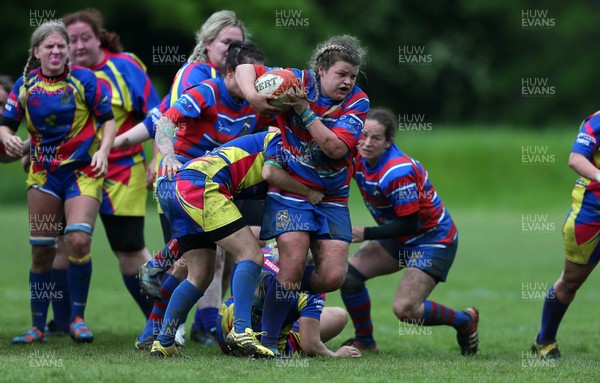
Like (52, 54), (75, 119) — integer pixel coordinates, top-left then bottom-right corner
(254, 69), (302, 112)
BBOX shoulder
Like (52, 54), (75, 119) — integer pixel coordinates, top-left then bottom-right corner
(70, 66), (98, 82)
(582, 111), (600, 128)
(380, 147), (416, 179)
(107, 51), (148, 72)
(345, 86), (369, 109)
(190, 63), (216, 76)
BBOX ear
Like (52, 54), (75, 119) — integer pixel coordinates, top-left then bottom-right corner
(317, 65), (325, 77)
(33, 47), (40, 60)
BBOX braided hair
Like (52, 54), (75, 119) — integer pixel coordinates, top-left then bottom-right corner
(19, 20), (71, 105)
(187, 10), (250, 64)
(307, 35), (367, 103)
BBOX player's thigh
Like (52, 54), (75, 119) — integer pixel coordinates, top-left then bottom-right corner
(563, 207), (600, 265)
(64, 195), (100, 228)
(311, 239), (349, 272)
(27, 187), (63, 238)
(349, 240), (400, 279)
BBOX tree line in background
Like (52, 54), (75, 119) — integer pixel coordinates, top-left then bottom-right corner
(2, 0), (598, 127)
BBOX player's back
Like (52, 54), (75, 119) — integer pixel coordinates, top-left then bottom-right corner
(180, 131), (280, 198)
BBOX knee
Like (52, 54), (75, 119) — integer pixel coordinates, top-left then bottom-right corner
(31, 245), (55, 271)
(555, 278), (583, 301)
(340, 264), (366, 294)
(66, 232), (92, 256)
(393, 300), (419, 321)
(313, 270), (345, 293)
(326, 270), (346, 292)
(64, 224), (93, 256)
(329, 307), (349, 328)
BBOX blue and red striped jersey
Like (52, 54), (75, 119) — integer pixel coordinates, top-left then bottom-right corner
(253, 65), (369, 204)
(144, 62), (219, 137)
(165, 77), (273, 162)
(354, 144), (457, 246)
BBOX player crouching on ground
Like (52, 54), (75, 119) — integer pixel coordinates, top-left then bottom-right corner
(340, 108), (478, 355)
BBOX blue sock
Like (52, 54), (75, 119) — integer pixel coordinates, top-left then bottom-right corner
(421, 301), (470, 328)
(341, 288), (375, 345)
(192, 308), (204, 331)
(232, 260), (261, 332)
(157, 279), (203, 347)
(195, 307), (219, 332)
(123, 273), (154, 319)
(30, 271), (52, 330)
(536, 286), (570, 344)
(50, 268), (70, 331)
(299, 264), (315, 294)
(139, 274), (180, 341)
(68, 259), (92, 321)
(261, 275), (295, 349)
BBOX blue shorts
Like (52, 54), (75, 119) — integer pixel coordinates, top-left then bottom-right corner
(260, 193), (351, 242)
(27, 166), (102, 202)
(379, 239), (458, 282)
(156, 173), (245, 246)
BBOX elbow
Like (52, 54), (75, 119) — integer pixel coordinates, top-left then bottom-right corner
(324, 144), (348, 160)
(300, 342), (319, 357)
(568, 153), (579, 171)
(262, 165), (276, 183)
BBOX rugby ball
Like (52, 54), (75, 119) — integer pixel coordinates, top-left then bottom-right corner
(255, 69), (301, 110)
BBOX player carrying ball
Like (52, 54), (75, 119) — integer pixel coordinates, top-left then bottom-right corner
(235, 34), (369, 354)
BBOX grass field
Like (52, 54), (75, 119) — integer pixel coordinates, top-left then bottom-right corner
(1, 127), (599, 382)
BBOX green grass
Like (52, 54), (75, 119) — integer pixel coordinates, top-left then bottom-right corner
(2, 126), (599, 382)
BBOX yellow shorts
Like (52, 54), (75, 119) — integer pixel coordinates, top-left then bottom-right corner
(562, 186), (600, 265)
(100, 153), (148, 216)
(174, 173), (242, 233)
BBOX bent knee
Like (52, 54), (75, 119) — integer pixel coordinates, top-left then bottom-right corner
(329, 307), (349, 327)
(393, 301), (420, 321)
(317, 272), (346, 293)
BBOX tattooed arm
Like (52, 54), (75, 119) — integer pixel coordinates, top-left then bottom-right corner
(155, 115), (182, 180)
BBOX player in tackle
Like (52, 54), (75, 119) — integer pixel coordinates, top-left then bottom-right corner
(149, 130), (323, 358)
